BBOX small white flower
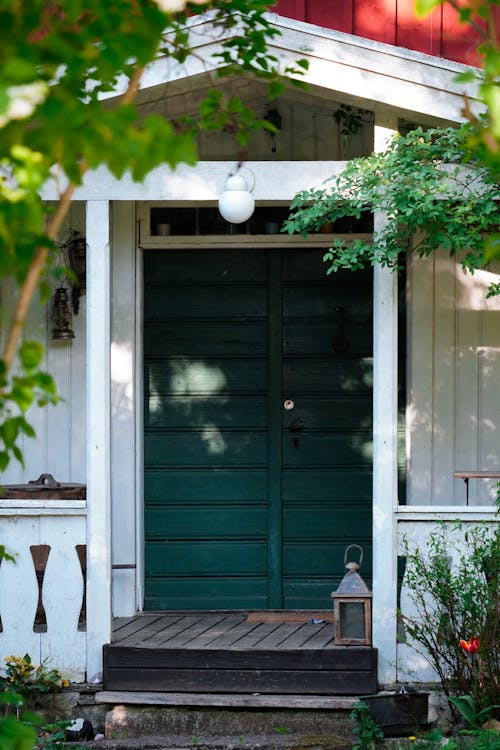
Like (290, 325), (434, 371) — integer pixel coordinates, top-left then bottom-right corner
(0, 82), (48, 128)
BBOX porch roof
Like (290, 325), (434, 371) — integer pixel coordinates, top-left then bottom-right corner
(108, 11), (480, 124)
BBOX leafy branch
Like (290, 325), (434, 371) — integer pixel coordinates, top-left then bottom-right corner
(284, 123), (500, 293)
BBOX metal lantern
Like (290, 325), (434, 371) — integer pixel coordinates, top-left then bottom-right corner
(331, 544), (372, 645)
(68, 235), (87, 314)
(52, 287), (75, 341)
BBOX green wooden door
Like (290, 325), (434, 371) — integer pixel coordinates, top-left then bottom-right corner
(144, 248), (372, 610)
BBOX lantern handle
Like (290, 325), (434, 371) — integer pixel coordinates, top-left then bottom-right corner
(344, 544), (363, 569)
(232, 162), (255, 193)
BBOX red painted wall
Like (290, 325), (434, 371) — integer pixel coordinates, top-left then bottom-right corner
(274, 0), (483, 65)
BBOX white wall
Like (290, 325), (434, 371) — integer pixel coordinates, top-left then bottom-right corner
(407, 253), (500, 507)
(0, 202), (87, 486)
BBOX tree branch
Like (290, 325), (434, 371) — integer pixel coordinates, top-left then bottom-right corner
(1, 65), (145, 373)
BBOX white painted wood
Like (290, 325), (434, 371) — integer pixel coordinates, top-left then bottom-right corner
(0, 516), (40, 664)
(42, 161), (349, 202)
(41, 515), (86, 679)
(0, 512), (86, 680)
(408, 256), (500, 507)
(406, 253), (434, 504)
(431, 256), (457, 504)
(0, 501), (85, 513)
(372, 115), (399, 689)
(100, 11), (478, 123)
(111, 202), (137, 618)
(0, 202), (87, 488)
(134, 245), (145, 613)
(86, 201), (112, 680)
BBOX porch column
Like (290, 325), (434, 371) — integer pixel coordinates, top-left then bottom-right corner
(372, 114), (399, 687)
(86, 200), (112, 680)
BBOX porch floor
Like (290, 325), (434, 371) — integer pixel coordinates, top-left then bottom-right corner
(104, 611), (377, 695)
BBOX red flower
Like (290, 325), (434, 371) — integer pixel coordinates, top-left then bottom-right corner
(460, 637), (480, 654)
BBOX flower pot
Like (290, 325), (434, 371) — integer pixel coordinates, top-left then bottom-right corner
(363, 692), (429, 737)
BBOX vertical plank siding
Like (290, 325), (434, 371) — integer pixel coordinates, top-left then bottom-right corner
(408, 255), (500, 506)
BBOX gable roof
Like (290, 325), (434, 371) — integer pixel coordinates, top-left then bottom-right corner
(123, 12), (481, 125)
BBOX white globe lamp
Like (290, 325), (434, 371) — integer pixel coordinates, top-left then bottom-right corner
(218, 172), (255, 224)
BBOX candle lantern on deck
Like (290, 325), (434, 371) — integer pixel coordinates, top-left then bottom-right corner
(331, 544), (372, 645)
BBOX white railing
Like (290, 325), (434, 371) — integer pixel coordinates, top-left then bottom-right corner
(0, 500), (87, 682)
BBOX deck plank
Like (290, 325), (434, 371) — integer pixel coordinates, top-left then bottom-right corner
(203, 619), (262, 648)
(298, 623), (336, 648)
(224, 621), (283, 648)
(182, 614), (247, 648)
(279, 622), (335, 649)
(137, 615), (205, 648)
(124, 616), (188, 648)
(159, 614), (230, 648)
(251, 622), (304, 649)
(112, 614), (168, 644)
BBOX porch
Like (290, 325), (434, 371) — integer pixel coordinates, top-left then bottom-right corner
(103, 611), (378, 695)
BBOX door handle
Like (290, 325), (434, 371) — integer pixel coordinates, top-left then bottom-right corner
(288, 417), (305, 433)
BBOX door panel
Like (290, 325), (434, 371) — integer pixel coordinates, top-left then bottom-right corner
(143, 247), (372, 610)
(280, 250), (372, 608)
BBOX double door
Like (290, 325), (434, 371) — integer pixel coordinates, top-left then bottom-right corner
(143, 247), (372, 610)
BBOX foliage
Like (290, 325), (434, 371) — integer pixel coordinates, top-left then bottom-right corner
(284, 123), (500, 293)
(405, 728), (500, 750)
(1, 655), (69, 711)
(0, 0), (306, 470)
(350, 701), (384, 750)
(0, 712), (36, 750)
(0, 341), (58, 471)
(28, 717), (72, 750)
(399, 521), (500, 719)
(415, 0), (500, 172)
(448, 694), (500, 731)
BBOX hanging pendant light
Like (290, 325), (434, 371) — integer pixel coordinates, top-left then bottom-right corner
(218, 165), (255, 224)
(52, 286), (75, 341)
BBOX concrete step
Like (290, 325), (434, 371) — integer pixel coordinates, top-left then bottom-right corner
(96, 692), (358, 744)
(91, 733), (353, 750)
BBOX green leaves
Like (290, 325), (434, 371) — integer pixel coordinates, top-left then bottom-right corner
(0, 715), (36, 750)
(400, 522), (499, 717)
(0, 341), (58, 470)
(286, 123), (500, 293)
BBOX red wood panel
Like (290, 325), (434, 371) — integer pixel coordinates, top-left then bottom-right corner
(353, 0), (397, 46)
(441, 0), (482, 65)
(305, 0), (353, 31)
(272, 0), (491, 65)
(395, 0), (442, 57)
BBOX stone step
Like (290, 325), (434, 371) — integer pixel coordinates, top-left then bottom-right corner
(96, 692), (358, 742)
(90, 733), (352, 750)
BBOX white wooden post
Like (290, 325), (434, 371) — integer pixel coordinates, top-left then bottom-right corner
(86, 201), (112, 680)
(372, 114), (399, 688)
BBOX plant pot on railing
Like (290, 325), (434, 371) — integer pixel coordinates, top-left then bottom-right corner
(363, 689), (429, 737)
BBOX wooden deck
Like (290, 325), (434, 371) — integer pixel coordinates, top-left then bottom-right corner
(104, 611), (378, 695)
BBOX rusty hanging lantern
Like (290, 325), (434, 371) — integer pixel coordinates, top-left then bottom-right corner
(68, 235), (87, 314)
(331, 544), (372, 645)
(52, 286), (75, 341)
